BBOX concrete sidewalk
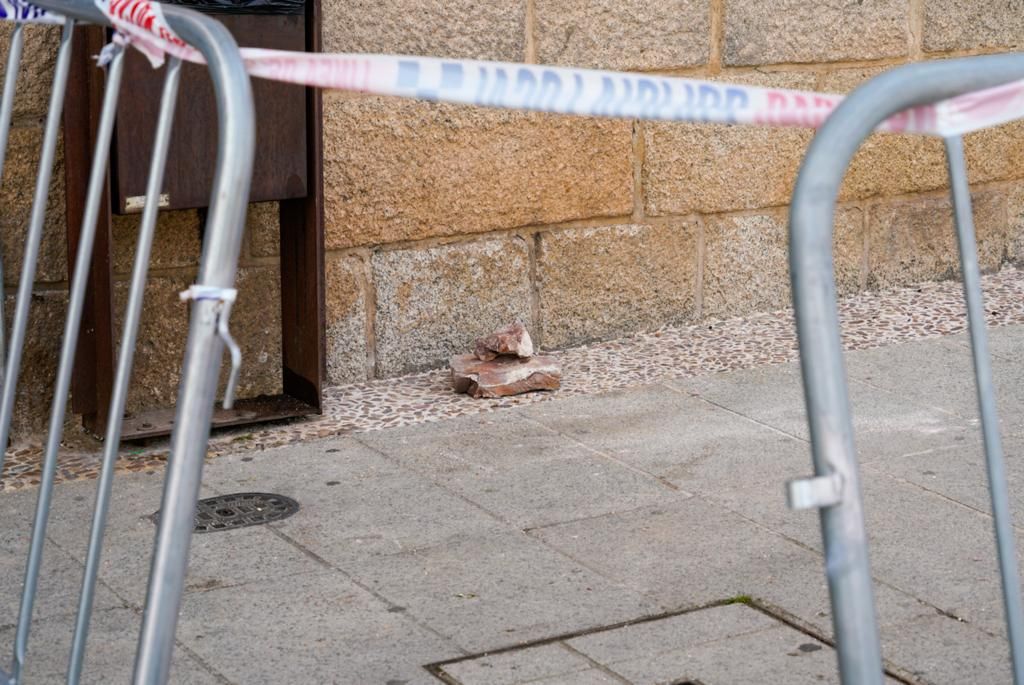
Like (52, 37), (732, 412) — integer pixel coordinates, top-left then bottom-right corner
(3, 325), (1024, 683)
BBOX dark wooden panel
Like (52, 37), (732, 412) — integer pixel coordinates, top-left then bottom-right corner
(279, 0), (324, 410)
(111, 13), (308, 213)
(65, 25), (116, 429)
(65, 3), (324, 440)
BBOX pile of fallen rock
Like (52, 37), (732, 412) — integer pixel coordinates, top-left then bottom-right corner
(450, 322), (561, 398)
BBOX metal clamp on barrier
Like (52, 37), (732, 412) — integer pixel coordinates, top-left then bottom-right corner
(787, 472), (844, 510)
(179, 285), (242, 410)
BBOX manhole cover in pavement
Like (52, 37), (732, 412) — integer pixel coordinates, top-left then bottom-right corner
(152, 493), (299, 533)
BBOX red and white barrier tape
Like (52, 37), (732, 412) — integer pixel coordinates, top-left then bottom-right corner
(7, 0), (1024, 138)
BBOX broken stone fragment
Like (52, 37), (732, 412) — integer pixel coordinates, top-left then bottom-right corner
(473, 322), (534, 361)
(451, 354), (561, 398)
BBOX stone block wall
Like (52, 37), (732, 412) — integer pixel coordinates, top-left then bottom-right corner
(318, 0), (1024, 380)
(5, 2), (1024, 438)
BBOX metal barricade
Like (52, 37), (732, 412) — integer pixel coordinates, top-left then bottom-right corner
(787, 54), (1024, 684)
(0, 2), (254, 683)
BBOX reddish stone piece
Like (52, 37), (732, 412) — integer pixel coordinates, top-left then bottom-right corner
(473, 322), (535, 361)
(451, 354), (561, 398)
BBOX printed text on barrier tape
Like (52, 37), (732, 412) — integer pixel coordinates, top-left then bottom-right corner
(9, 0), (1024, 138)
(0, 0), (61, 23)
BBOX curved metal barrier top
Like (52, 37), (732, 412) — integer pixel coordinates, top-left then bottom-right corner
(0, 2), (254, 683)
(789, 54), (1024, 685)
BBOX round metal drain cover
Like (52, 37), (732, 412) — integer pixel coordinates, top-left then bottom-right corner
(154, 493), (299, 533)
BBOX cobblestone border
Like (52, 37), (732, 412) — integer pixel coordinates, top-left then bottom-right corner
(3, 266), (1023, 492)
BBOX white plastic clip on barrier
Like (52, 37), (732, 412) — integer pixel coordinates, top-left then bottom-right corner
(178, 284), (237, 304)
(179, 285), (241, 410)
(787, 472), (844, 510)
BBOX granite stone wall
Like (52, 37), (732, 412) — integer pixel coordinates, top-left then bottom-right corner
(4, 2), (1024, 438)
(317, 0), (1024, 380)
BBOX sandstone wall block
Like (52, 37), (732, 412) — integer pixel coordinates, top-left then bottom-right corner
(0, 24), (60, 121)
(643, 72), (817, 216)
(868, 192), (1007, 290)
(324, 96), (633, 249)
(724, 0), (908, 66)
(5, 290), (64, 442)
(323, 0), (525, 61)
(644, 122), (812, 216)
(246, 201), (281, 258)
(535, 0), (708, 70)
(2, 126), (65, 284)
(325, 253), (369, 384)
(114, 266), (283, 413)
(111, 210), (201, 276)
(372, 237), (533, 376)
(924, 0), (1024, 52)
(537, 222), (698, 348)
(225, 265), (284, 400)
(703, 209), (863, 320)
(1009, 183), (1024, 265)
(113, 272), (192, 413)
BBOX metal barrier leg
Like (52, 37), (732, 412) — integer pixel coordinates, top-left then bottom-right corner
(944, 134), (1024, 682)
(10, 40), (124, 684)
(130, 8), (253, 684)
(66, 56), (182, 685)
(19, 3), (253, 681)
(0, 18), (72, 480)
(0, 20), (26, 685)
(790, 54), (1024, 684)
(0, 22), (25, 370)
(786, 293), (884, 685)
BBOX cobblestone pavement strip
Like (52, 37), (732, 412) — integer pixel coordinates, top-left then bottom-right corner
(4, 266), (1024, 492)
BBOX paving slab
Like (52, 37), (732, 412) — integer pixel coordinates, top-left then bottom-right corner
(44, 474), (322, 608)
(845, 336), (1024, 427)
(606, 624), (843, 685)
(953, 323), (1024, 366)
(530, 497), (933, 641)
(856, 470), (1022, 638)
(440, 643), (594, 685)
(517, 384), (813, 491)
(0, 485), (123, 624)
(435, 602), (904, 685)
(0, 607), (220, 684)
(203, 435), (405, 485)
(175, 570), (461, 684)
(439, 605), (810, 685)
(517, 668), (624, 684)
(356, 412), (593, 475)
(880, 612), (1014, 684)
(6, 327), (1024, 682)
(671, 360), (972, 463)
(730, 465), (1016, 637)
(435, 453), (684, 530)
(565, 602), (776, 665)
(344, 529), (662, 654)
(353, 397), (686, 530)
(865, 433), (1024, 528)
(202, 438), (510, 565)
